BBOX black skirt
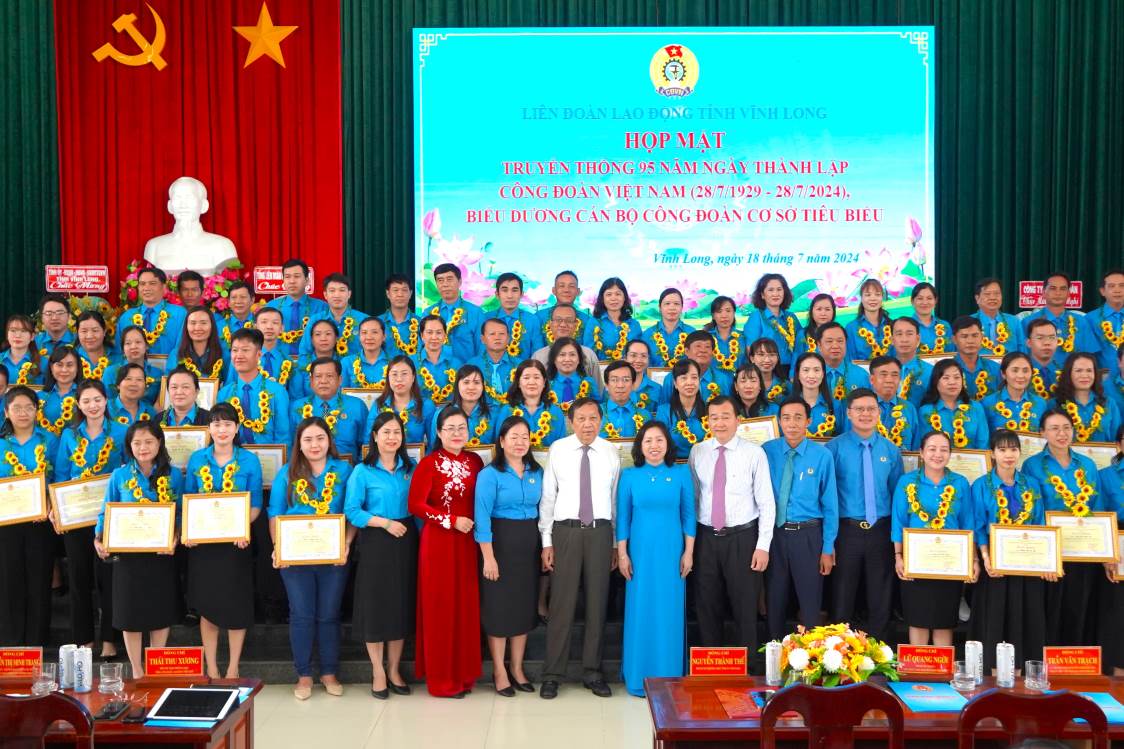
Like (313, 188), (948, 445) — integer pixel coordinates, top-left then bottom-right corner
(112, 552), (177, 632)
(188, 544), (254, 630)
(901, 577), (962, 630)
(480, 518), (540, 638)
(1098, 573), (1124, 669)
(1046, 562), (1099, 645)
(968, 573), (1047, 669)
(352, 520), (418, 643)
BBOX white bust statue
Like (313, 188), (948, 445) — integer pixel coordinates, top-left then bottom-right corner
(143, 176), (239, 276)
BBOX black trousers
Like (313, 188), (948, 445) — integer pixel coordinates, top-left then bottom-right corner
(0, 521), (55, 646)
(63, 527), (116, 645)
(767, 524), (824, 640)
(543, 521), (613, 682)
(693, 523), (763, 654)
(251, 509), (286, 614)
(831, 518), (894, 642)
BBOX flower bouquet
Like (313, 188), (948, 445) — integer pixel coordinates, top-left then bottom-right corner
(768, 623), (899, 687)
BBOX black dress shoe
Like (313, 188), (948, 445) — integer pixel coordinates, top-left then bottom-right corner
(540, 680), (559, 699)
(371, 688), (388, 700)
(494, 682), (515, 698)
(583, 678), (612, 698)
(444, 690), (468, 699)
(514, 681), (535, 693)
(388, 681), (411, 696)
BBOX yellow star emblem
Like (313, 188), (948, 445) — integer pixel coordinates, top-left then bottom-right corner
(233, 2), (297, 68)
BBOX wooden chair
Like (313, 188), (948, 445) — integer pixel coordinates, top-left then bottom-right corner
(760, 681), (906, 749)
(0, 691), (94, 748)
(957, 688), (1109, 749)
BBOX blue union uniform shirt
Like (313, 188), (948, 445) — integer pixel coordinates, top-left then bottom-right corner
(184, 446), (264, 509)
(891, 469), (974, 541)
(743, 309), (802, 367)
(95, 462), (184, 536)
(344, 457), (413, 527)
(268, 458), (353, 518)
(1022, 450), (1104, 515)
(473, 462), (542, 543)
(826, 430), (904, 521)
(762, 437), (839, 553)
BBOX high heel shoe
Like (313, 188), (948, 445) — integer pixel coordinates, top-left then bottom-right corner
(388, 681), (411, 696)
(514, 680), (535, 693)
(370, 687), (388, 700)
(493, 680), (515, 698)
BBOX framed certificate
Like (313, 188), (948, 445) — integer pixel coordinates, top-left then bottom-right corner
(181, 492), (251, 544)
(1045, 511), (1119, 563)
(649, 367), (671, 385)
(274, 514), (345, 566)
(147, 354), (169, 370)
(852, 360), (871, 373)
(48, 474), (111, 532)
(1015, 432), (1047, 469)
(154, 377), (219, 411)
(902, 528), (975, 581)
(0, 473), (48, 527)
(609, 438), (635, 469)
(103, 502), (176, 553)
(465, 444), (495, 467)
(163, 427), (210, 470)
(947, 450), (992, 484)
(901, 451), (921, 474)
(988, 524), (1063, 576)
(736, 416), (778, 446)
(243, 444), (287, 485)
(342, 387), (383, 409)
(1072, 442), (1117, 471)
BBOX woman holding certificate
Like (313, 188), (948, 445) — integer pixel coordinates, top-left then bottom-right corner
(183, 403), (263, 680)
(268, 417), (355, 700)
(93, 421), (183, 678)
(408, 406), (484, 698)
(54, 380), (126, 659)
(345, 412), (417, 699)
(969, 429), (1050, 671)
(892, 430), (976, 646)
(1022, 409), (1105, 646)
(474, 416), (542, 697)
(0, 386), (58, 645)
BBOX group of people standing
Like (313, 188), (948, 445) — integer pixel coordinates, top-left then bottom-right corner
(1, 258), (1122, 700)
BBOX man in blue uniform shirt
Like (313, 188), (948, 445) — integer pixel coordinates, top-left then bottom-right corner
(1087, 269), (1124, 377)
(379, 273), (420, 359)
(817, 323), (871, 403)
(35, 294), (75, 359)
(952, 316), (1001, 402)
(466, 318), (521, 406)
(972, 277), (1027, 355)
(536, 270), (593, 346)
(116, 267), (187, 356)
(889, 317), (932, 410)
(265, 258), (328, 358)
(216, 328), (292, 446)
(422, 263), (485, 362)
(484, 272), (544, 360)
(290, 357), (368, 460)
(1026, 318), (1068, 400)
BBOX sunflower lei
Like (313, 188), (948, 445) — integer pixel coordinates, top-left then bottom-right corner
(419, 365), (456, 403)
(260, 358), (294, 386)
(81, 356), (110, 380)
(350, 358), (386, 389)
(1100, 318), (1124, 348)
(1046, 467), (1095, 517)
(335, 317), (356, 356)
(928, 404), (970, 448)
(603, 412), (646, 439)
(994, 399), (1034, 432)
(230, 391), (273, 433)
(278, 316), (309, 344)
(1058, 314), (1078, 354)
(5, 443), (47, 475)
(182, 357), (223, 380)
(973, 368), (990, 400)
(38, 396), (75, 435)
(771, 315), (797, 350)
(115, 410), (151, 426)
(832, 371), (847, 402)
(992, 476), (1036, 525)
(652, 330), (687, 366)
(506, 320), (526, 357)
(809, 413), (836, 438)
(675, 415), (711, 445)
(876, 403), (907, 447)
(919, 323), (948, 354)
(767, 382), (786, 402)
(197, 461), (239, 493)
(466, 417), (490, 447)
(221, 318), (253, 345)
(390, 318), (419, 356)
(127, 473), (173, 504)
(633, 391), (650, 411)
(551, 379), (591, 411)
(428, 305), (465, 343)
(1030, 368), (1058, 399)
(857, 323), (892, 358)
(713, 332), (740, 370)
(804, 334), (818, 353)
(132, 309), (170, 345)
(302, 401), (341, 431)
(1064, 401), (1105, 443)
(72, 437), (114, 478)
(293, 471), (337, 515)
(899, 371), (914, 401)
(981, 321), (1009, 356)
(905, 478), (957, 529)
(511, 407), (552, 446)
(593, 321), (631, 360)
(13, 360), (34, 385)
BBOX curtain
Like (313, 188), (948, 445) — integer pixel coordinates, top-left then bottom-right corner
(0, 0), (61, 316)
(53, 0), (343, 294)
(342, 0), (1124, 317)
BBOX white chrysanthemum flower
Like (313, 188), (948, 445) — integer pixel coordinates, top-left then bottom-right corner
(822, 648), (844, 673)
(861, 656), (875, 672)
(824, 635), (843, 649)
(787, 648), (810, 671)
(881, 645), (895, 662)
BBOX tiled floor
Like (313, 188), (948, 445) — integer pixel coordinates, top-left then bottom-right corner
(252, 682), (654, 748)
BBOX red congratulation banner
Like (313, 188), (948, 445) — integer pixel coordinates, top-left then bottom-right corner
(1043, 646), (1102, 677)
(689, 647), (748, 677)
(0, 647), (43, 680)
(52, 1), (343, 290)
(144, 646), (205, 678)
(46, 265), (110, 294)
(896, 645), (955, 678)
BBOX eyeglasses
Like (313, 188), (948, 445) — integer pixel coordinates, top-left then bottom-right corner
(442, 425), (468, 435)
(41, 311), (69, 318)
(8, 406), (36, 416)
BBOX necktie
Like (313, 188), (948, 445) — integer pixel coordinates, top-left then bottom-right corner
(490, 365), (504, 396)
(239, 384), (253, 443)
(776, 448), (794, 526)
(562, 377), (575, 403)
(321, 401), (329, 417)
(861, 440), (877, 525)
(288, 301), (300, 332)
(143, 307), (154, 329)
(578, 445), (593, 524)
(263, 351), (274, 373)
(711, 445), (727, 530)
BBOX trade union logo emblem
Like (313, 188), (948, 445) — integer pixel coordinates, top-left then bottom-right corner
(650, 44), (698, 97)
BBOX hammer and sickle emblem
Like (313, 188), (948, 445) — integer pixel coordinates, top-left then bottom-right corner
(92, 3), (167, 70)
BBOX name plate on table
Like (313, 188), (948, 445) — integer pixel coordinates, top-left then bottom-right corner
(1043, 646), (1102, 677)
(1046, 511), (1119, 563)
(736, 416), (779, 446)
(903, 528), (975, 580)
(464, 444), (495, 467)
(989, 524), (1063, 576)
(897, 645), (955, 678)
(1072, 442), (1118, 471)
(49, 474), (111, 532)
(0, 473), (48, 527)
(144, 646), (205, 679)
(0, 647), (42, 682)
(275, 514), (345, 566)
(103, 502), (176, 553)
(181, 493), (251, 544)
(689, 647), (748, 676)
(243, 444), (287, 485)
(163, 427), (211, 470)
(1015, 432), (1048, 469)
(609, 438), (635, 469)
(342, 387), (384, 409)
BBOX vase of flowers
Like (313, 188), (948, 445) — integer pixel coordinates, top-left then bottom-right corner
(768, 623), (899, 687)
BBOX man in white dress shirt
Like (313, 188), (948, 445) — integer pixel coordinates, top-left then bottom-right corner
(538, 397), (620, 699)
(688, 395), (775, 662)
